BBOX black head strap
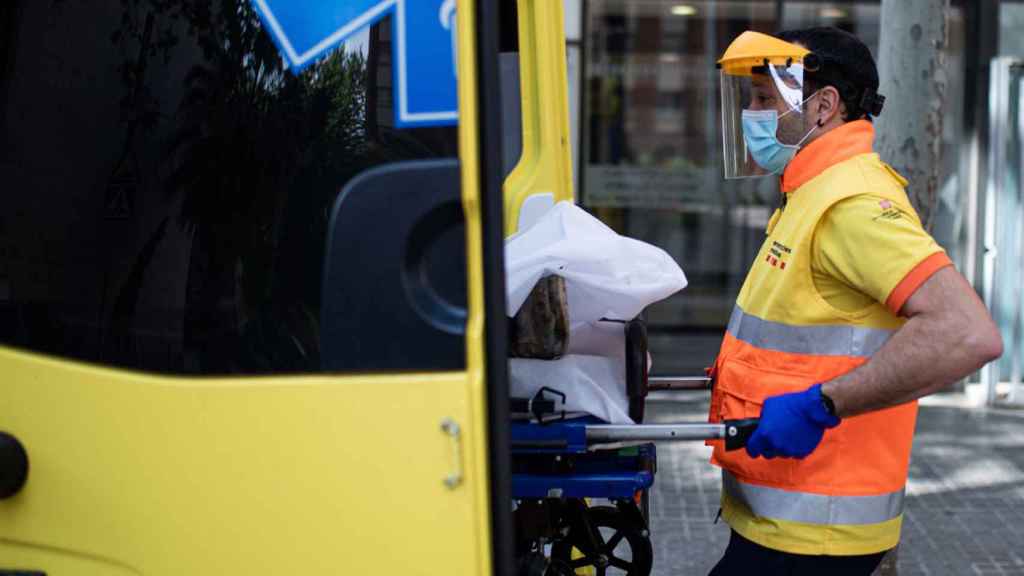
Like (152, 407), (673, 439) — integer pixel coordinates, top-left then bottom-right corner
(859, 88), (886, 117)
(803, 52), (822, 72)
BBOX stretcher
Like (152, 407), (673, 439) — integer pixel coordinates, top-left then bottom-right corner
(509, 318), (759, 576)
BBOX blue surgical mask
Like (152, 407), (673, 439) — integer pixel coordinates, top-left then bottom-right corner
(741, 105), (817, 175)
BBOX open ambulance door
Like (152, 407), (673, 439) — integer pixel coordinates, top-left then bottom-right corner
(0, 0), (512, 574)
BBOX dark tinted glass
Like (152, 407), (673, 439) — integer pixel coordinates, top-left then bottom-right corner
(0, 1), (458, 375)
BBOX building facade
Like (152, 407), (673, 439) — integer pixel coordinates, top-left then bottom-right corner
(562, 0), (1023, 404)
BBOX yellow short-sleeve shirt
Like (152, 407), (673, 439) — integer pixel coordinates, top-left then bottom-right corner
(812, 194), (953, 315)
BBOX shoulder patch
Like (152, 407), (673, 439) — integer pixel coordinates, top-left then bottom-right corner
(872, 199), (905, 222)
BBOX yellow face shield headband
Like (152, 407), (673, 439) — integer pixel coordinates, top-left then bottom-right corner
(717, 31), (811, 77)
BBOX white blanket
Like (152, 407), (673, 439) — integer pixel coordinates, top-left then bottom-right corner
(505, 202), (688, 424)
(510, 354), (631, 424)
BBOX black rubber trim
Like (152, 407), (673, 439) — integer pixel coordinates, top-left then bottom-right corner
(498, 0), (518, 52)
(476, 0), (513, 574)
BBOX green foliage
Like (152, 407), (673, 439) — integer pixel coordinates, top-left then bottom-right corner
(94, 0), (382, 370)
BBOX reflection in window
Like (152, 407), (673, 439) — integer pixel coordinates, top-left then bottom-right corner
(0, 1), (456, 375)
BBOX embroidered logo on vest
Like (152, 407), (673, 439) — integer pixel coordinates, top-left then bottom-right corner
(767, 240), (792, 270)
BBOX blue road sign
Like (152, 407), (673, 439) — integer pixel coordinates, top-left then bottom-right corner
(253, 0), (458, 128)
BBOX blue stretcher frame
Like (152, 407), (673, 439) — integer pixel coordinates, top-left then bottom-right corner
(510, 417), (656, 500)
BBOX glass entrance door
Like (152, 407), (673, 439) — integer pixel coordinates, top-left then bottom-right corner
(981, 57), (1024, 405)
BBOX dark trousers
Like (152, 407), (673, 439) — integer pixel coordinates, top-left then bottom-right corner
(709, 530), (887, 576)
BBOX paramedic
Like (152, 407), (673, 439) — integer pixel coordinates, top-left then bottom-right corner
(707, 27), (1002, 575)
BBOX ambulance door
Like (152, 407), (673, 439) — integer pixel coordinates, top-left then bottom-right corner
(503, 0), (576, 233)
(0, 0), (508, 574)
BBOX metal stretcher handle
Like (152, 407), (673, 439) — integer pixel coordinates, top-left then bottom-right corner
(646, 376), (713, 391)
(585, 419), (759, 451)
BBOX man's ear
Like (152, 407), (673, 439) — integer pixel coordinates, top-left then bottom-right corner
(815, 85), (844, 125)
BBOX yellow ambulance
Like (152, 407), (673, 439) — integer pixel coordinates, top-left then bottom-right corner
(0, 0), (584, 573)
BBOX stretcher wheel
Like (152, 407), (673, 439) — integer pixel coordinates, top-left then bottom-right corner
(549, 505), (653, 576)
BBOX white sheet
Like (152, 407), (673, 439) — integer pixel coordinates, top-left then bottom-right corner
(509, 353), (631, 424)
(505, 201), (688, 423)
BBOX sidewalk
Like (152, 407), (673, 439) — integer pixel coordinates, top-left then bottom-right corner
(644, 392), (1024, 576)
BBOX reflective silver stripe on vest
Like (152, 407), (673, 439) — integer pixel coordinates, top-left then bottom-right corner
(727, 306), (894, 357)
(723, 471), (904, 525)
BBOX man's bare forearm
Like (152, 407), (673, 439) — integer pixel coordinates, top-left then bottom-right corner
(822, 313), (986, 416)
(821, 268), (1002, 418)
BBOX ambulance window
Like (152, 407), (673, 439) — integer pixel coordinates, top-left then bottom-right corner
(0, 3), (461, 375)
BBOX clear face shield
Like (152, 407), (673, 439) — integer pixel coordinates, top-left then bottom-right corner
(720, 61), (817, 179)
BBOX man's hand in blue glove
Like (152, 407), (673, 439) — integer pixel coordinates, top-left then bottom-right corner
(746, 383), (841, 459)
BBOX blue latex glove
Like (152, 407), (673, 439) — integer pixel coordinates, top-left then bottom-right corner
(746, 383), (841, 459)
